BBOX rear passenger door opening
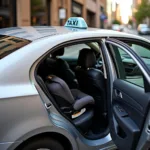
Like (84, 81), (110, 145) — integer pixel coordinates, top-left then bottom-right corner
(35, 40), (110, 140)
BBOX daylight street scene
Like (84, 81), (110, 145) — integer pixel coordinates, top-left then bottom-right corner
(125, 27), (150, 40)
(0, 0), (150, 150)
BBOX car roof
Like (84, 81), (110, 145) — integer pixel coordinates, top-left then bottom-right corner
(0, 26), (147, 41)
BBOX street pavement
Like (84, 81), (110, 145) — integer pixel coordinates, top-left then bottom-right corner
(123, 27), (150, 41)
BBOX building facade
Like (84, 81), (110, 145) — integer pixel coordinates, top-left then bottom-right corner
(0, 0), (107, 29)
(0, 0), (17, 28)
(132, 0), (141, 13)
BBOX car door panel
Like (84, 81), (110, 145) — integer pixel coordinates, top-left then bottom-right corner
(114, 80), (150, 116)
(104, 39), (150, 150)
(113, 103), (140, 150)
(112, 79), (150, 150)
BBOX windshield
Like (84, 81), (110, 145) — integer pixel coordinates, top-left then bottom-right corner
(0, 35), (31, 59)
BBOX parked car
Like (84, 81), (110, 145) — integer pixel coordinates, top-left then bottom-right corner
(0, 17), (150, 150)
(112, 24), (124, 32)
(137, 24), (150, 35)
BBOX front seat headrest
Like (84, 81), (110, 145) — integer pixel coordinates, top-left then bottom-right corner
(51, 48), (64, 58)
(77, 49), (96, 69)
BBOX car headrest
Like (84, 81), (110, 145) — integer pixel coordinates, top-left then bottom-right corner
(51, 48), (64, 57)
(77, 48), (96, 69)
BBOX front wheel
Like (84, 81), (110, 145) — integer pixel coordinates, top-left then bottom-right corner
(21, 137), (64, 150)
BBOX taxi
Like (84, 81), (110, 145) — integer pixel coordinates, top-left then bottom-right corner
(0, 17), (150, 150)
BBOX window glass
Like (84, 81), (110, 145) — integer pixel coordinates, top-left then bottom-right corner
(123, 41), (150, 70)
(131, 44), (150, 59)
(111, 44), (144, 87)
(0, 35), (30, 59)
(72, 1), (82, 17)
(31, 0), (49, 25)
(0, 0), (16, 28)
(60, 43), (91, 58)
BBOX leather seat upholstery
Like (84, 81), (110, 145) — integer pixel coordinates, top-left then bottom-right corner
(45, 48), (78, 89)
(75, 48), (106, 114)
(45, 75), (95, 132)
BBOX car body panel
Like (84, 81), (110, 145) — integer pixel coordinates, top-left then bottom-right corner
(0, 26), (149, 41)
(104, 38), (150, 150)
(0, 95), (51, 148)
(0, 94), (80, 150)
(0, 26), (150, 150)
(0, 27), (150, 99)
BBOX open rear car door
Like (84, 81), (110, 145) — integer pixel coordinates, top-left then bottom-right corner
(102, 38), (150, 150)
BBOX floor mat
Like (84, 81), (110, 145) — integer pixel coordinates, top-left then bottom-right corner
(91, 115), (108, 134)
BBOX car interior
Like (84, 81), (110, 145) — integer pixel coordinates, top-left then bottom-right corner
(36, 42), (109, 139)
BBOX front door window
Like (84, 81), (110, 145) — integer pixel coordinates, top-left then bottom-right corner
(108, 43), (144, 87)
(119, 40), (150, 71)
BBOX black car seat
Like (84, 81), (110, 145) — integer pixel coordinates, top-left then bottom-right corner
(75, 48), (106, 115)
(45, 75), (95, 132)
(45, 48), (78, 89)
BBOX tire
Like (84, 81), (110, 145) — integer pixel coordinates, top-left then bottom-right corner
(21, 137), (64, 150)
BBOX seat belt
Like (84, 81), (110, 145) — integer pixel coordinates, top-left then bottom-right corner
(35, 76), (54, 110)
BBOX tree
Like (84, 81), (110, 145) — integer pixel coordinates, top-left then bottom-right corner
(112, 19), (121, 25)
(31, 0), (42, 7)
(135, 0), (150, 24)
(31, 0), (45, 15)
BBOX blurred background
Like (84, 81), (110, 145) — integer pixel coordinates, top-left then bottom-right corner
(0, 0), (150, 39)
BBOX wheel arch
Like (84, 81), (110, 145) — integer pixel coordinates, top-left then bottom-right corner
(14, 132), (73, 150)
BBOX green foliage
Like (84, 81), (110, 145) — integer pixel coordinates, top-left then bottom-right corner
(31, 0), (42, 7)
(31, 0), (45, 15)
(135, 0), (150, 24)
(112, 20), (121, 25)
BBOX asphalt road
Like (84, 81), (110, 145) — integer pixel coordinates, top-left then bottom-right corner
(124, 27), (150, 41)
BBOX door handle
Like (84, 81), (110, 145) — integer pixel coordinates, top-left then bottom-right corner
(115, 90), (123, 99)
